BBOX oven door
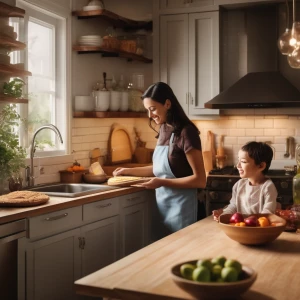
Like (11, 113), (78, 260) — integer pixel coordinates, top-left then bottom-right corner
(206, 190), (232, 216)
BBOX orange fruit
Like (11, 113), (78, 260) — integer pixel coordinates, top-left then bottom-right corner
(258, 217), (270, 227)
(67, 167), (73, 172)
(72, 165), (81, 171)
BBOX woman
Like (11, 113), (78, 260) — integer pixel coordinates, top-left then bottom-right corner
(113, 82), (206, 239)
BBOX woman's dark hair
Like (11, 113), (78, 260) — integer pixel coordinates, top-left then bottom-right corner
(141, 82), (199, 137)
(241, 141), (273, 174)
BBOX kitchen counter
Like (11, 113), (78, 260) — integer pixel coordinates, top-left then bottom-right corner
(75, 217), (300, 300)
(0, 185), (144, 225)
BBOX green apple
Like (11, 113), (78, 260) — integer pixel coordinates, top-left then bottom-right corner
(192, 266), (211, 282)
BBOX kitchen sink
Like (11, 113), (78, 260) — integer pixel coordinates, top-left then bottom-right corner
(29, 183), (119, 198)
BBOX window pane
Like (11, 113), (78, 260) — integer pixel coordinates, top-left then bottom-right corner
(28, 21), (53, 76)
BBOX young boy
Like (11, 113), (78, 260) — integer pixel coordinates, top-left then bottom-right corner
(213, 141), (278, 221)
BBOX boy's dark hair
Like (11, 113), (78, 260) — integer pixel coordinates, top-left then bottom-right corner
(241, 141), (273, 174)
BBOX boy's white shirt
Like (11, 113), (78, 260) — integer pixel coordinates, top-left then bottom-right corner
(222, 178), (278, 215)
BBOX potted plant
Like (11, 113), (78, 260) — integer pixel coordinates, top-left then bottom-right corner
(0, 104), (27, 194)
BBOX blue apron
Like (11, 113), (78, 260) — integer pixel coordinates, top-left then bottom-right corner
(152, 133), (197, 239)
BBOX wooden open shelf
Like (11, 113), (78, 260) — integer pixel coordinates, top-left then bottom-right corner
(73, 111), (147, 118)
(0, 94), (28, 104)
(73, 45), (152, 63)
(72, 8), (152, 31)
(0, 1), (25, 17)
(0, 35), (26, 51)
(0, 63), (32, 77)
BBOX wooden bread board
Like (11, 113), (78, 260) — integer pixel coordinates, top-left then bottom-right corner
(107, 176), (152, 187)
(0, 190), (49, 207)
(108, 124), (132, 165)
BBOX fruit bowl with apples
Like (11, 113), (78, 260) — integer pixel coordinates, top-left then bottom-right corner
(171, 256), (257, 299)
(218, 213), (286, 245)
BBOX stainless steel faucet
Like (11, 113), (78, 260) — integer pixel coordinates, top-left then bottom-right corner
(27, 124), (63, 187)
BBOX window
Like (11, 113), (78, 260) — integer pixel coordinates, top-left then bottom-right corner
(16, 0), (68, 157)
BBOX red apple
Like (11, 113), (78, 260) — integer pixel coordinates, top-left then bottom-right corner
(244, 215), (259, 227)
(230, 212), (244, 223)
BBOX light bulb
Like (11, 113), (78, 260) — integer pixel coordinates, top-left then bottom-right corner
(287, 46), (300, 68)
(278, 29), (294, 55)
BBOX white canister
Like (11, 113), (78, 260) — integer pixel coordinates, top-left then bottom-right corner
(95, 90), (110, 111)
(109, 91), (121, 111)
(75, 95), (94, 111)
(120, 91), (129, 111)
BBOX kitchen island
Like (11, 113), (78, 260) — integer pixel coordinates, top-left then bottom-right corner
(75, 216), (300, 300)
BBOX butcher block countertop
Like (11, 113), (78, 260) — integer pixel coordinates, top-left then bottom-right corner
(0, 185), (144, 225)
(75, 217), (300, 300)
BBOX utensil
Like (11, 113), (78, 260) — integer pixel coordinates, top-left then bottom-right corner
(284, 137), (290, 158)
(289, 136), (295, 158)
(102, 72), (107, 91)
(171, 260), (257, 300)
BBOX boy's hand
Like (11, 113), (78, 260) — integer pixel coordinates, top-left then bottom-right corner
(212, 209), (223, 222)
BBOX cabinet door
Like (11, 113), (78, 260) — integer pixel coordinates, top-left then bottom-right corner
(120, 202), (147, 257)
(159, 0), (214, 10)
(25, 228), (81, 300)
(188, 11), (219, 115)
(81, 216), (120, 277)
(160, 14), (189, 115)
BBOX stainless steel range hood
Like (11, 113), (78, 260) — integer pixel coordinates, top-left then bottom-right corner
(204, 71), (300, 109)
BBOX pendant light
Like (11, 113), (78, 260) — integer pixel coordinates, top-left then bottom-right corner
(278, 0), (294, 55)
(288, 0), (300, 68)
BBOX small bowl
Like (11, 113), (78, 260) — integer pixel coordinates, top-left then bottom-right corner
(83, 173), (107, 184)
(171, 260), (257, 300)
(218, 213), (286, 245)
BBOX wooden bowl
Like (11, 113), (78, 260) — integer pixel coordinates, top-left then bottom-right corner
(83, 173), (107, 184)
(218, 214), (286, 245)
(171, 260), (257, 300)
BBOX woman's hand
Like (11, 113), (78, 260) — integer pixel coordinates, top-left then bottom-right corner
(212, 209), (223, 222)
(140, 177), (162, 189)
(112, 167), (129, 177)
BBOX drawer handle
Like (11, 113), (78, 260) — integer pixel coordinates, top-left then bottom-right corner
(129, 197), (140, 202)
(96, 203), (112, 208)
(45, 213), (68, 221)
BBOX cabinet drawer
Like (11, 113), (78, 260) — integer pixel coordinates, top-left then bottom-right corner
(83, 197), (119, 222)
(28, 206), (82, 239)
(120, 191), (145, 208)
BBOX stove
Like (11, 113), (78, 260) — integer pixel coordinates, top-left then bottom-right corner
(205, 166), (294, 216)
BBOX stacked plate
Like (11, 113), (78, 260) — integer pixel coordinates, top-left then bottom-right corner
(82, 5), (103, 11)
(78, 35), (103, 47)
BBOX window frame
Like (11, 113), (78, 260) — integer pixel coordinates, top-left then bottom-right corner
(16, 0), (72, 157)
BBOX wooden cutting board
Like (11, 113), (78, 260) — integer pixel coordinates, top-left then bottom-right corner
(108, 124), (133, 165)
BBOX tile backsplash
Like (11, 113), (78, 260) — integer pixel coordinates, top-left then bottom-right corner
(30, 114), (300, 186)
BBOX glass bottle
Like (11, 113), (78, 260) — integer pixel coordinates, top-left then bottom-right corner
(293, 144), (300, 204)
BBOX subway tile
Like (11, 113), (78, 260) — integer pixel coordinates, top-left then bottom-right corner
(255, 137), (274, 143)
(254, 119), (273, 128)
(264, 129), (279, 136)
(237, 119), (254, 128)
(229, 129), (245, 136)
(237, 137), (255, 145)
(274, 119), (300, 128)
(245, 129), (263, 136)
(280, 129), (296, 136)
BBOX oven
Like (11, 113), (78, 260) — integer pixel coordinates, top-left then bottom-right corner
(205, 167), (294, 216)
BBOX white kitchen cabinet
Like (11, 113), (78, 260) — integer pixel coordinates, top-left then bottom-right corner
(21, 203), (120, 300)
(159, 0), (214, 11)
(119, 191), (150, 257)
(159, 11), (220, 117)
(81, 216), (120, 277)
(24, 228), (82, 300)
